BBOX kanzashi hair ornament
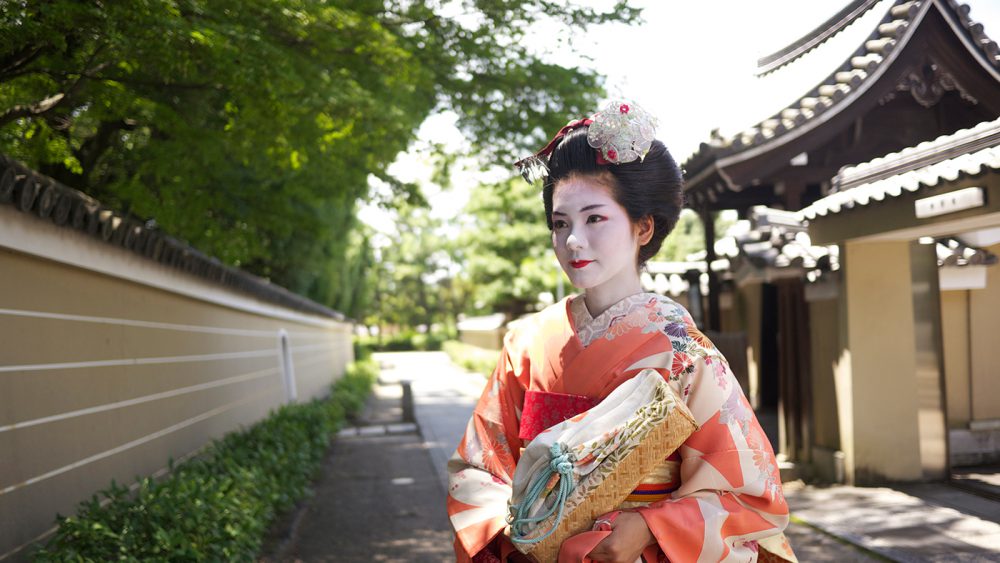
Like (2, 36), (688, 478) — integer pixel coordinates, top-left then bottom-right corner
(514, 100), (658, 182)
(587, 100), (657, 165)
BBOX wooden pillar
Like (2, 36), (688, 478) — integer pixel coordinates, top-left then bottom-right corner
(776, 279), (812, 462)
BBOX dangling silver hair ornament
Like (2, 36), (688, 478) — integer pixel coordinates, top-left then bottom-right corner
(513, 100), (658, 182)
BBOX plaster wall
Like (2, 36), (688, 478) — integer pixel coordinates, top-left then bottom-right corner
(0, 234), (352, 560)
(969, 243), (1000, 421)
(839, 240), (923, 483)
(941, 290), (972, 427)
(459, 330), (504, 351)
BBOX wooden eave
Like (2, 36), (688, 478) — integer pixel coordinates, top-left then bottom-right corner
(756, 0), (888, 76)
(684, 0), (1000, 209)
(807, 167), (1000, 244)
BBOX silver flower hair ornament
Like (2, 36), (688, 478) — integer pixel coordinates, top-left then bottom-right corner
(514, 99), (658, 182)
(587, 100), (657, 164)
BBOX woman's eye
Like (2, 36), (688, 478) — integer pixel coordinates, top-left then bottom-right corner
(553, 220), (568, 229)
(587, 215), (606, 224)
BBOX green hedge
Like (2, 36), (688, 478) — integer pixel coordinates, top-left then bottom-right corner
(33, 360), (378, 562)
(355, 331), (450, 355)
(443, 340), (499, 378)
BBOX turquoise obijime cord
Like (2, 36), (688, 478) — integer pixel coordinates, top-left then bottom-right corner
(508, 442), (575, 544)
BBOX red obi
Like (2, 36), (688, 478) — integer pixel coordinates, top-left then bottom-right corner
(517, 390), (599, 442)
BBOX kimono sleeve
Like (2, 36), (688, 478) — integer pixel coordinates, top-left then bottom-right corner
(636, 352), (790, 562)
(446, 342), (526, 562)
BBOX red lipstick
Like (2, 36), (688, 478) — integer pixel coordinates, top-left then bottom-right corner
(570, 260), (594, 269)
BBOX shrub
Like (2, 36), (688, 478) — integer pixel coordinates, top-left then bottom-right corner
(443, 340), (498, 378)
(33, 360), (378, 562)
(355, 330), (450, 353)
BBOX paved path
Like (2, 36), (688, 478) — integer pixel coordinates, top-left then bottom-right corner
(263, 374), (454, 562)
(787, 483), (1000, 562)
(270, 351), (1000, 562)
(375, 352), (484, 492)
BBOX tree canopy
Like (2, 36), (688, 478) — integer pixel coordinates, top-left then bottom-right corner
(459, 175), (560, 318)
(0, 0), (639, 308)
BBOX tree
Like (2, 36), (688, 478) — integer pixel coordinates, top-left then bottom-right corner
(364, 201), (461, 334)
(458, 176), (560, 319)
(655, 210), (704, 262)
(654, 209), (739, 262)
(0, 0), (639, 308)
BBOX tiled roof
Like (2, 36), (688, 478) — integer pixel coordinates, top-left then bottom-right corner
(643, 261), (705, 297)
(0, 155), (346, 321)
(719, 208), (840, 283)
(645, 205), (994, 295)
(717, 206), (994, 283)
(757, 0), (886, 76)
(802, 117), (1000, 218)
(684, 0), (1000, 183)
(937, 236), (999, 266)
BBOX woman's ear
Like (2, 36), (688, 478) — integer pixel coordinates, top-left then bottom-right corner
(636, 215), (654, 246)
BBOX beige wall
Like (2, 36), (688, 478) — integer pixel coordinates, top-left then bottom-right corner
(969, 243), (1000, 422)
(459, 330), (504, 351)
(0, 237), (352, 559)
(941, 290), (972, 428)
(837, 241), (924, 483)
(808, 297), (841, 450)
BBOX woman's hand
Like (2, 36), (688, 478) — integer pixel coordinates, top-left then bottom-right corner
(585, 511), (656, 563)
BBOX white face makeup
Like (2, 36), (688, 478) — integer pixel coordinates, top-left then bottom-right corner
(551, 175), (643, 303)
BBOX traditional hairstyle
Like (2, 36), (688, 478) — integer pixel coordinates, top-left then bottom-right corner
(541, 127), (684, 266)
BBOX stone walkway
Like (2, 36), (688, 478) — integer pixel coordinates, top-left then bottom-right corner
(263, 377), (453, 562)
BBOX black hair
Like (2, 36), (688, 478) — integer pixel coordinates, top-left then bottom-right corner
(542, 127), (685, 266)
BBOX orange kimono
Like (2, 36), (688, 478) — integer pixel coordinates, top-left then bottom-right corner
(447, 293), (794, 562)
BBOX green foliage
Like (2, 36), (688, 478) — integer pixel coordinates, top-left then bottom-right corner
(443, 340), (499, 378)
(458, 176), (560, 317)
(1, 0), (639, 310)
(32, 360), (378, 562)
(365, 200), (465, 331)
(654, 209), (738, 262)
(356, 329), (451, 353)
(655, 209), (705, 262)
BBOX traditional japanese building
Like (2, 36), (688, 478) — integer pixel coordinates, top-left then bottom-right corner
(681, 0), (1000, 485)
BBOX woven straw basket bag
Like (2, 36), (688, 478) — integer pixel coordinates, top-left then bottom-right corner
(507, 371), (698, 563)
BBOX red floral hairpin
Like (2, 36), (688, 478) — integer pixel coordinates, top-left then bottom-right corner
(514, 100), (658, 182)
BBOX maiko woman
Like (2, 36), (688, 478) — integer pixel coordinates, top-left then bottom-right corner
(447, 101), (795, 563)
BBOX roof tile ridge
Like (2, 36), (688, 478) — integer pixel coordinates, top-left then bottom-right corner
(834, 117), (1000, 190)
(756, 0), (895, 76)
(0, 154), (346, 321)
(724, 2), (923, 156)
(939, 0), (1000, 68)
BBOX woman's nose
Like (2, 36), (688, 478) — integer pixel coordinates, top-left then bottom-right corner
(566, 230), (585, 251)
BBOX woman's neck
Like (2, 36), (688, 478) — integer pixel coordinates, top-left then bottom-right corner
(582, 277), (644, 318)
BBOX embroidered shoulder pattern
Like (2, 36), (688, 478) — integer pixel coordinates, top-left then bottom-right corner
(652, 297), (728, 387)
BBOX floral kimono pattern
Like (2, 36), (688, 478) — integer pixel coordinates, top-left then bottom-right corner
(447, 293), (794, 562)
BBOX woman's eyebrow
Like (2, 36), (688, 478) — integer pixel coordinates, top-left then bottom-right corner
(552, 204), (606, 216)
